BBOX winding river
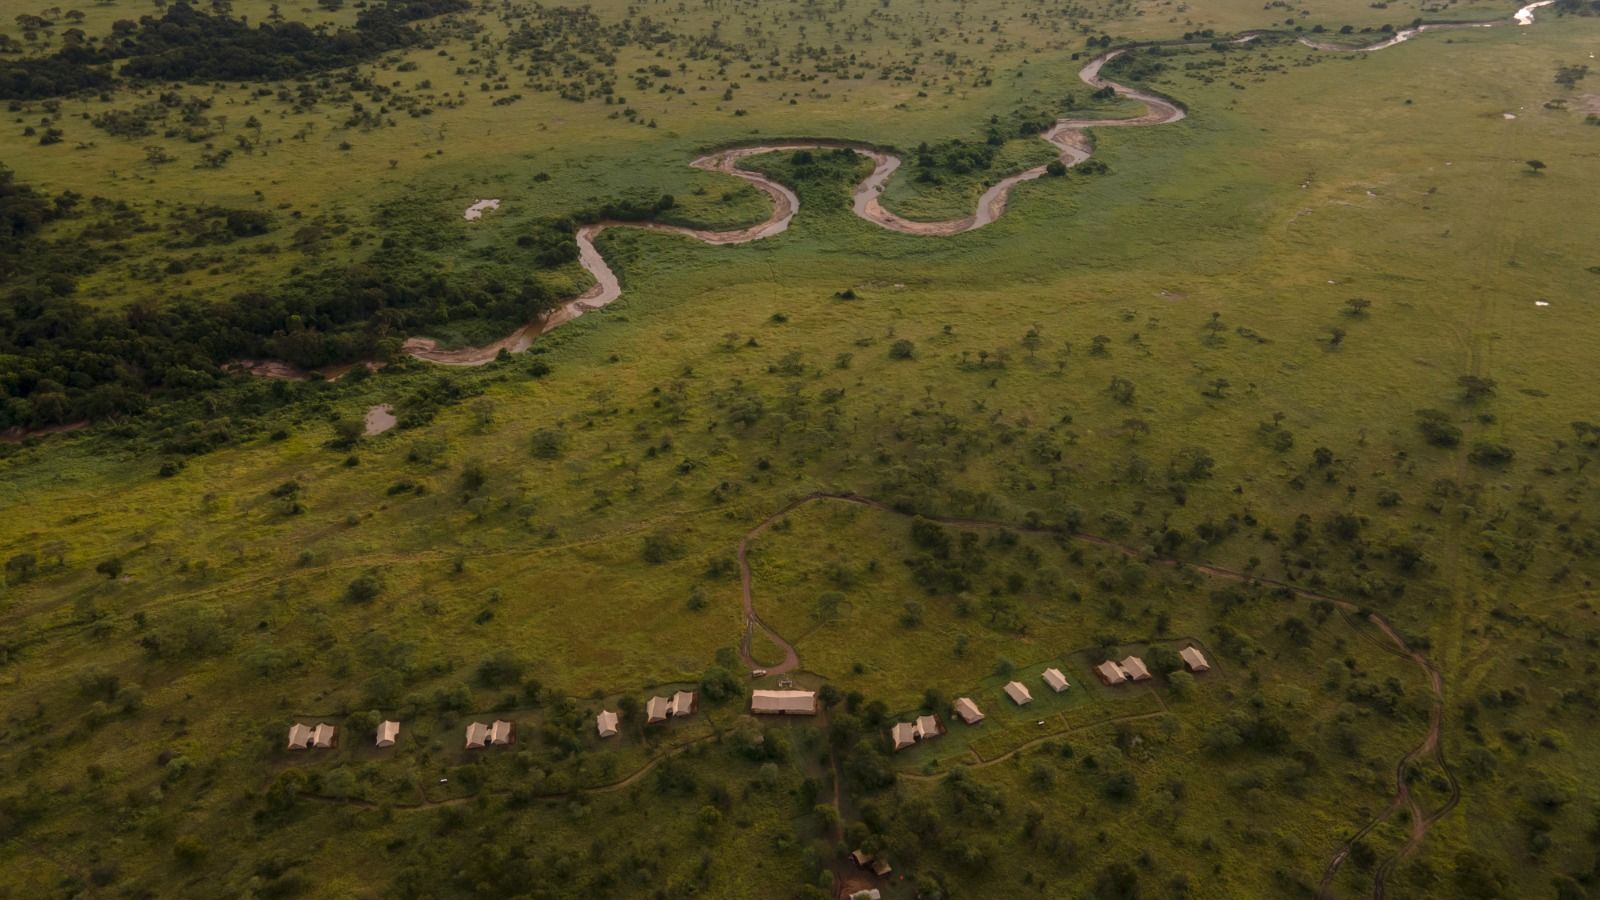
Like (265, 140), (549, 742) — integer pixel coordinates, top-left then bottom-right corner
(398, 46), (1195, 365)
(282, 2), (1556, 370)
(1300, 0), (1552, 50)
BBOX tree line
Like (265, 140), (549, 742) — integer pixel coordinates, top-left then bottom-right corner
(0, 0), (470, 100)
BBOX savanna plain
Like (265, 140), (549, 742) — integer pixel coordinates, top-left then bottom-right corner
(2, 0), (1599, 897)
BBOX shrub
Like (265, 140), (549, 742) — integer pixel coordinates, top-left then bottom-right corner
(475, 652), (524, 687)
(173, 835), (207, 864)
(642, 533), (686, 564)
(700, 665), (741, 702)
(1468, 442), (1515, 467)
(1415, 409), (1461, 447)
(4, 553), (38, 584)
(344, 571), (385, 604)
(530, 428), (565, 459)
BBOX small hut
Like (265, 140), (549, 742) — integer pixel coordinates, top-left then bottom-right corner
(669, 691), (697, 718)
(311, 723), (336, 749)
(891, 722), (919, 752)
(1004, 680), (1033, 706)
(1120, 656), (1152, 682)
(751, 690), (817, 715)
(465, 722), (490, 750)
(1042, 667), (1070, 693)
(596, 710), (619, 739)
(1180, 645), (1211, 672)
(286, 723), (313, 751)
(646, 696), (671, 725)
(488, 720), (514, 745)
(953, 697), (985, 725)
(1095, 660), (1129, 684)
(376, 720), (400, 748)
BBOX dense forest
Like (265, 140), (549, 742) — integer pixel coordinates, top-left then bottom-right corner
(0, 0), (470, 100)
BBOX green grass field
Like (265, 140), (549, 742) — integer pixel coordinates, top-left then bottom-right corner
(4, 0), (1600, 896)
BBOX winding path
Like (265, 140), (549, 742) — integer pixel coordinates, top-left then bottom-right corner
(733, 491), (1454, 899)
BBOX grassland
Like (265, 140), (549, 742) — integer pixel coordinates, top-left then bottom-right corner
(4, 0), (1600, 897)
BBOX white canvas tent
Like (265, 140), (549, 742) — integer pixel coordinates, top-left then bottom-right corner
(751, 690), (817, 715)
(1004, 681), (1033, 706)
(1120, 656), (1152, 682)
(311, 723), (336, 749)
(376, 720), (400, 748)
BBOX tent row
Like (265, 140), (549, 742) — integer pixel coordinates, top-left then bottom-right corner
(593, 690), (697, 740)
(645, 690), (697, 725)
(595, 688), (821, 739)
(285, 651), (1208, 755)
(850, 849), (893, 878)
(289, 688), (820, 753)
(893, 692), (988, 751)
(285, 723), (340, 751)
(596, 689), (699, 741)
(1096, 656), (1152, 685)
(1098, 645), (1210, 685)
(286, 721), (404, 750)
(890, 714), (944, 752)
(998, 665), (1074, 709)
(895, 647), (1214, 750)
(287, 719), (519, 751)
(465, 720), (514, 749)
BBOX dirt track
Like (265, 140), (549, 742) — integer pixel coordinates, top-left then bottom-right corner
(734, 491), (1453, 897)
